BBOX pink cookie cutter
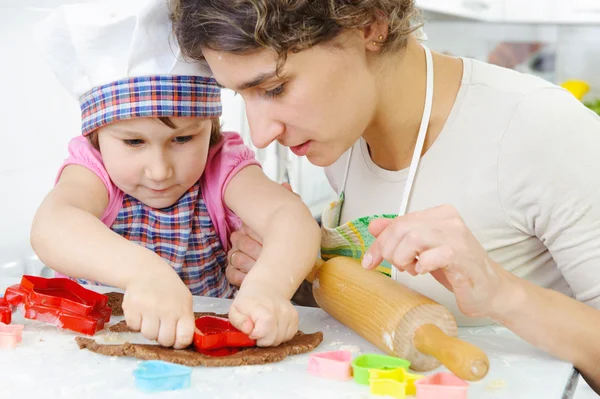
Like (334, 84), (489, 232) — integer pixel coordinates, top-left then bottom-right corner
(0, 322), (24, 348)
(307, 350), (353, 381)
(415, 372), (469, 399)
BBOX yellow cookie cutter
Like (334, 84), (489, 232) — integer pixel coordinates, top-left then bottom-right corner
(369, 367), (425, 398)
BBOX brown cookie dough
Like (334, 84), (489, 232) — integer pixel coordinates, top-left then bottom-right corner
(105, 292), (124, 316)
(84, 301), (324, 367)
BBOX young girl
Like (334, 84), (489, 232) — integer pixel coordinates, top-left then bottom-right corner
(29, 0), (320, 350)
(170, 0), (600, 392)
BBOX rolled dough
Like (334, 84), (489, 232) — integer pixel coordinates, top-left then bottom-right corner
(76, 292), (323, 367)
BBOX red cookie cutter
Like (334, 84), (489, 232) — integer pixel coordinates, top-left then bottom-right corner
(193, 315), (256, 357)
(0, 297), (11, 324)
(3, 275), (112, 336)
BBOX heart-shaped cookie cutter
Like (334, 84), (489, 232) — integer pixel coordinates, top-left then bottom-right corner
(193, 315), (256, 356)
(414, 372), (469, 399)
(369, 367), (425, 398)
(0, 297), (10, 324)
(4, 275), (112, 335)
(351, 354), (411, 385)
(0, 322), (24, 349)
(307, 350), (353, 381)
(132, 360), (192, 393)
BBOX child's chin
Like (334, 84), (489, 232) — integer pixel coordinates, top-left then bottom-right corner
(142, 196), (179, 210)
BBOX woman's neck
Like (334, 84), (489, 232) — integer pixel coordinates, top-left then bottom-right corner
(363, 37), (463, 171)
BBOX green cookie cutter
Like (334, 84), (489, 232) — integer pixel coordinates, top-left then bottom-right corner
(351, 354), (411, 385)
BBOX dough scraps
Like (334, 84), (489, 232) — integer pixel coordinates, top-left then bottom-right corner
(105, 292), (124, 316)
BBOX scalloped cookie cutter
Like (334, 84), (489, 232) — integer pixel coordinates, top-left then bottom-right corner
(351, 354), (411, 385)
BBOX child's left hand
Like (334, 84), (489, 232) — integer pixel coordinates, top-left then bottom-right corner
(228, 282), (299, 347)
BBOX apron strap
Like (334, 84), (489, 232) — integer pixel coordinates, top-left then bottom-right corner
(397, 46), (434, 216)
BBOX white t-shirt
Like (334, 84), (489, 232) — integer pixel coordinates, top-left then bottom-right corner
(325, 58), (600, 326)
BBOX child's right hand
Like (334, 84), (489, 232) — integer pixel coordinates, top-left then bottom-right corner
(122, 265), (195, 349)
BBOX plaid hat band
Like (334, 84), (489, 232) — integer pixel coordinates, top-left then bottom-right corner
(80, 75), (222, 136)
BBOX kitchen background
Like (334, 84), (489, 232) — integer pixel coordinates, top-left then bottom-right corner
(1, 1), (599, 396)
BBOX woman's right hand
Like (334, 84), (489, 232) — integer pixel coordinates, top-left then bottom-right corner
(122, 263), (195, 349)
(226, 225), (263, 286)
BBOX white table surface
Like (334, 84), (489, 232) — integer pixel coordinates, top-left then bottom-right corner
(0, 278), (578, 399)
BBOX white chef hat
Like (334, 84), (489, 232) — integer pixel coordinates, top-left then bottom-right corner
(33, 0), (221, 136)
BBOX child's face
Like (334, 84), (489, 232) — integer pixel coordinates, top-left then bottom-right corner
(97, 117), (212, 209)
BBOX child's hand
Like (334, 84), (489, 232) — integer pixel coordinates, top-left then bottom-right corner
(229, 283), (298, 347)
(122, 265), (195, 349)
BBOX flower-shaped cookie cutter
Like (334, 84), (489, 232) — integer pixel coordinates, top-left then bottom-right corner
(307, 350), (353, 381)
(4, 275), (112, 335)
(193, 315), (256, 356)
(351, 354), (411, 385)
(369, 367), (425, 398)
(132, 360), (192, 393)
(0, 297), (11, 324)
(0, 322), (24, 349)
(414, 372), (469, 399)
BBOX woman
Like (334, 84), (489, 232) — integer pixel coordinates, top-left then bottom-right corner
(170, 0), (600, 391)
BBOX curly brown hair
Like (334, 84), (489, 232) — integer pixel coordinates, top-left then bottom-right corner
(170, 0), (421, 71)
(86, 117), (222, 151)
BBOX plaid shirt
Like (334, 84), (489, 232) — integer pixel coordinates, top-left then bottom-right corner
(74, 181), (235, 298)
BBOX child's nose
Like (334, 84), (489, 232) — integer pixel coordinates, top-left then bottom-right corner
(145, 154), (173, 182)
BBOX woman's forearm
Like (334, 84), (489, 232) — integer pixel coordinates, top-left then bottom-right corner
(494, 274), (600, 393)
(31, 202), (169, 289)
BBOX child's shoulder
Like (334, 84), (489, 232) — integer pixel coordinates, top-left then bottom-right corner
(65, 135), (104, 164)
(207, 132), (257, 166)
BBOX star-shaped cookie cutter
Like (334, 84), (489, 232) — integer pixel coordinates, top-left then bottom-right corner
(307, 350), (353, 381)
(132, 360), (192, 393)
(369, 367), (425, 398)
(4, 275), (112, 335)
(0, 322), (24, 349)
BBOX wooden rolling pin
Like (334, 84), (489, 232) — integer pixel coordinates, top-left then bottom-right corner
(306, 256), (489, 381)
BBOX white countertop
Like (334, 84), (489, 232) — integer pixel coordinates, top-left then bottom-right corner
(0, 278), (578, 399)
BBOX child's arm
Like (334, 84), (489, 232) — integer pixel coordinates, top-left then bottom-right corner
(31, 165), (195, 348)
(223, 165), (321, 346)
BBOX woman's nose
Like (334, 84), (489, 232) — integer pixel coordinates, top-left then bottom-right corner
(245, 101), (285, 149)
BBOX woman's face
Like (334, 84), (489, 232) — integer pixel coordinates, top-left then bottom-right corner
(203, 32), (378, 167)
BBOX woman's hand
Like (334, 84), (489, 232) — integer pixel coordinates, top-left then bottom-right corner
(362, 204), (518, 320)
(226, 225), (263, 286)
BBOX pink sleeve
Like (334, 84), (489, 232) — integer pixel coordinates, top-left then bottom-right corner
(55, 136), (123, 227)
(200, 132), (261, 252)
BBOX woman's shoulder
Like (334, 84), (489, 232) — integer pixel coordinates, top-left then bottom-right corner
(465, 57), (557, 96)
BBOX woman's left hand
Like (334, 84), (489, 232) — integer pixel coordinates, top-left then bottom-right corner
(362, 204), (518, 320)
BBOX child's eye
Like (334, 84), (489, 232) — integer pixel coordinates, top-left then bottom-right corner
(265, 84), (285, 99)
(124, 139), (144, 146)
(173, 135), (193, 144)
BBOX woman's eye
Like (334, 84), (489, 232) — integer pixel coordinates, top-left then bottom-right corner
(123, 139), (144, 146)
(265, 84), (285, 98)
(173, 135), (193, 144)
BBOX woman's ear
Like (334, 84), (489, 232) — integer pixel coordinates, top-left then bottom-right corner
(361, 19), (389, 52)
